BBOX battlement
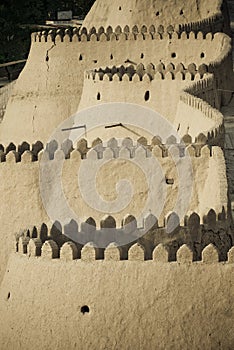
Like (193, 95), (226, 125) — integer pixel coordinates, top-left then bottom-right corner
(180, 92), (223, 124)
(18, 238), (234, 264)
(0, 137), (227, 246)
(15, 205), (234, 262)
(0, 2), (233, 348)
(33, 25), (222, 44)
(82, 63), (225, 141)
(184, 74), (215, 94)
(177, 71), (223, 126)
(0, 135), (225, 164)
(85, 62), (209, 82)
(178, 13), (224, 34)
(16, 240), (234, 264)
(15, 206), (232, 262)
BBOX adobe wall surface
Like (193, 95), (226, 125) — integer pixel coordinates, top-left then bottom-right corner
(0, 2), (233, 348)
(0, 82), (15, 121)
(83, 0), (222, 29)
(0, 144), (228, 282)
(79, 73), (222, 138)
(0, 31), (230, 145)
(175, 100), (221, 137)
(0, 253), (233, 350)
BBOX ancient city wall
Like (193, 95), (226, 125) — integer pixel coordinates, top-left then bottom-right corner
(79, 70), (190, 124)
(79, 68), (224, 138)
(0, 244), (234, 350)
(13, 208), (233, 261)
(0, 29), (231, 145)
(0, 139), (228, 281)
(0, 2), (233, 348)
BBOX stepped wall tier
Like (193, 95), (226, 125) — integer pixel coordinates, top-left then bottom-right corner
(0, 138), (228, 282)
(0, 29), (232, 145)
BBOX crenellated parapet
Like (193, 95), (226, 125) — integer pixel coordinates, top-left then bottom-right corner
(18, 240), (234, 264)
(0, 137), (227, 237)
(15, 208), (233, 262)
(180, 92), (223, 125)
(83, 60), (227, 141)
(85, 62), (209, 81)
(178, 13), (224, 34)
(15, 210), (234, 263)
(0, 140), (43, 162)
(0, 135), (225, 164)
(33, 16), (224, 44)
(178, 73), (224, 134)
(183, 74), (216, 97)
(35, 27), (215, 44)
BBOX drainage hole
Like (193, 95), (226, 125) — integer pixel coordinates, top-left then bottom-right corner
(81, 305), (90, 314)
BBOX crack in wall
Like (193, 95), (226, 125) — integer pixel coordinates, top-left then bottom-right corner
(45, 44), (56, 90)
(45, 44), (56, 72)
(195, 0), (201, 17)
(32, 105), (37, 133)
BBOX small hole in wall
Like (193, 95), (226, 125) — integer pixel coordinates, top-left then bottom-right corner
(141, 53), (144, 59)
(79, 54), (83, 61)
(46, 54), (49, 62)
(81, 305), (90, 314)
(119, 6), (122, 10)
(144, 91), (150, 101)
(171, 52), (176, 58)
(97, 92), (101, 100)
(7, 292), (11, 300)
(166, 178), (174, 185)
(156, 11), (160, 16)
(180, 9), (184, 15)
(93, 60), (98, 63)
(110, 54), (113, 60)
(200, 52), (205, 58)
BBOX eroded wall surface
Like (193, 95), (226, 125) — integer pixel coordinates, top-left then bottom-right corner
(0, 253), (233, 350)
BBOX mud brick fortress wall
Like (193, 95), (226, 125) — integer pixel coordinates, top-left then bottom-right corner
(0, 137), (229, 280)
(0, 239), (234, 349)
(1, 25), (232, 144)
(0, 0), (234, 349)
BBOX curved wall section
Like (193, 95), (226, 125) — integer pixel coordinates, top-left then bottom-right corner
(0, 32), (229, 144)
(83, 0), (222, 29)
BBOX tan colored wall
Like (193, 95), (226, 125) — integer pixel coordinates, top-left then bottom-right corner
(0, 251), (233, 350)
(0, 82), (15, 121)
(0, 158), (49, 282)
(0, 144), (228, 282)
(79, 73), (189, 120)
(175, 100), (222, 137)
(83, 0), (222, 29)
(0, 32), (229, 145)
(78, 73), (222, 138)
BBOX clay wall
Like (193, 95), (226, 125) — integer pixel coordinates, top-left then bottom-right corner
(14, 210), (233, 261)
(79, 69), (224, 138)
(0, 82), (15, 121)
(0, 30), (231, 145)
(0, 244), (234, 350)
(0, 140), (228, 282)
(82, 0), (223, 29)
